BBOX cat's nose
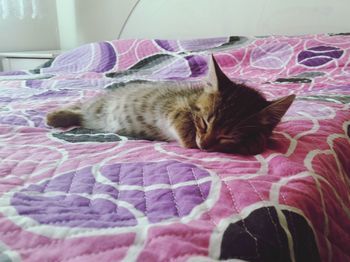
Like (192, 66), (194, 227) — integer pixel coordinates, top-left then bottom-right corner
(198, 139), (215, 151)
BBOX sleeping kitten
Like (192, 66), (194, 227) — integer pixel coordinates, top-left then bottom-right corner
(46, 55), (295, 155)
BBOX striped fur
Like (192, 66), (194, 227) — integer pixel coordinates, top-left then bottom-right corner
(47, 56), (295, 154)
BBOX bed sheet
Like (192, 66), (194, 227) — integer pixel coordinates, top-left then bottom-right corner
(0, 33), (350, 261)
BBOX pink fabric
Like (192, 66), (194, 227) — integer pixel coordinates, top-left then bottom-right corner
(0, 33), (349, 261)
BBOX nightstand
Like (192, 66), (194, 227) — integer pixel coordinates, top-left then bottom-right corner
(0, 50), (61, 71)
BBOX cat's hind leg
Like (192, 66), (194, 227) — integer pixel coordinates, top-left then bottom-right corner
(46, 104), (83, 128)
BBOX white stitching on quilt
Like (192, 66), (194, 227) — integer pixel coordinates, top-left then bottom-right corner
(247, 180), (284, 251)
(141, 165), (148, 215)
(190, 167), (217, 226)
(166, 165), (180, 217)
(221, 179), (261, 260)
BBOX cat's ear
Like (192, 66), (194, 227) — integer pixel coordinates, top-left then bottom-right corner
(205, 55), (232, 93)
(239, 94), (295, 133)
(258, 94), (296, 129)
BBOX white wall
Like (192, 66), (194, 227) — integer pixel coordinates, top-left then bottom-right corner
(121, 0), (350, 39)
(56, 0), (138, 50)
(0, 0), (138, 71)
(1, 0), (350, 54)
(0, 0), (138, 52)
(0, 0), (59, 52)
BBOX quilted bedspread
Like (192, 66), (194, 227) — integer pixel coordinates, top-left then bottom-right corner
(0, 33), (350, 262)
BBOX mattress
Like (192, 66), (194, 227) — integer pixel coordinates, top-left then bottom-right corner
(0, 33), (350, 261)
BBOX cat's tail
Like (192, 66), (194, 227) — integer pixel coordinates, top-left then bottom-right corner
(46, 106), (83, 128)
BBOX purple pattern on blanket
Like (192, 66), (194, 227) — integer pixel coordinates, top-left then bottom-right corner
(185, 55), (208, 77)
(298, 45), (344, 67)
(0, 109), (46, 127)
(1, 33), (350, 261)
(0, 71), (28, 76)
(155, 37), (229, 52)
(26, 80), (43, 88)
(251, 42), (293, 69)
(11, 161), (211, 227)
(43, 42), (116, 74)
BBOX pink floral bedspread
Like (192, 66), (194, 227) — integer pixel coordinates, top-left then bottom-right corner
(0, 33), (350, 261)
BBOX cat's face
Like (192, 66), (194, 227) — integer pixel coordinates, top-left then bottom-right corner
(193, 88), (265, 154)
(192, 56), (295, 154)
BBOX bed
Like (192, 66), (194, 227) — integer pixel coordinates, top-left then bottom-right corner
(0, 33), (349, 261)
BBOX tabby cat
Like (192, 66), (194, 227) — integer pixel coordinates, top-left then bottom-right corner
(46, 55), (295, 155)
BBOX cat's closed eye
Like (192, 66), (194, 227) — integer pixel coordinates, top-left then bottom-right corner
(198, 117), (208, 132)
(207, 113), (214, 123)
(218, 136), (235, 144)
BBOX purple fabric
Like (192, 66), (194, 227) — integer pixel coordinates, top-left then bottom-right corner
(11, 161), (212, 226)
(298, 46), (344, 67)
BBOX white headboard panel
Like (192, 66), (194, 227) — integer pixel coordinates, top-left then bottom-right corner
(120, 0), (350, 39)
